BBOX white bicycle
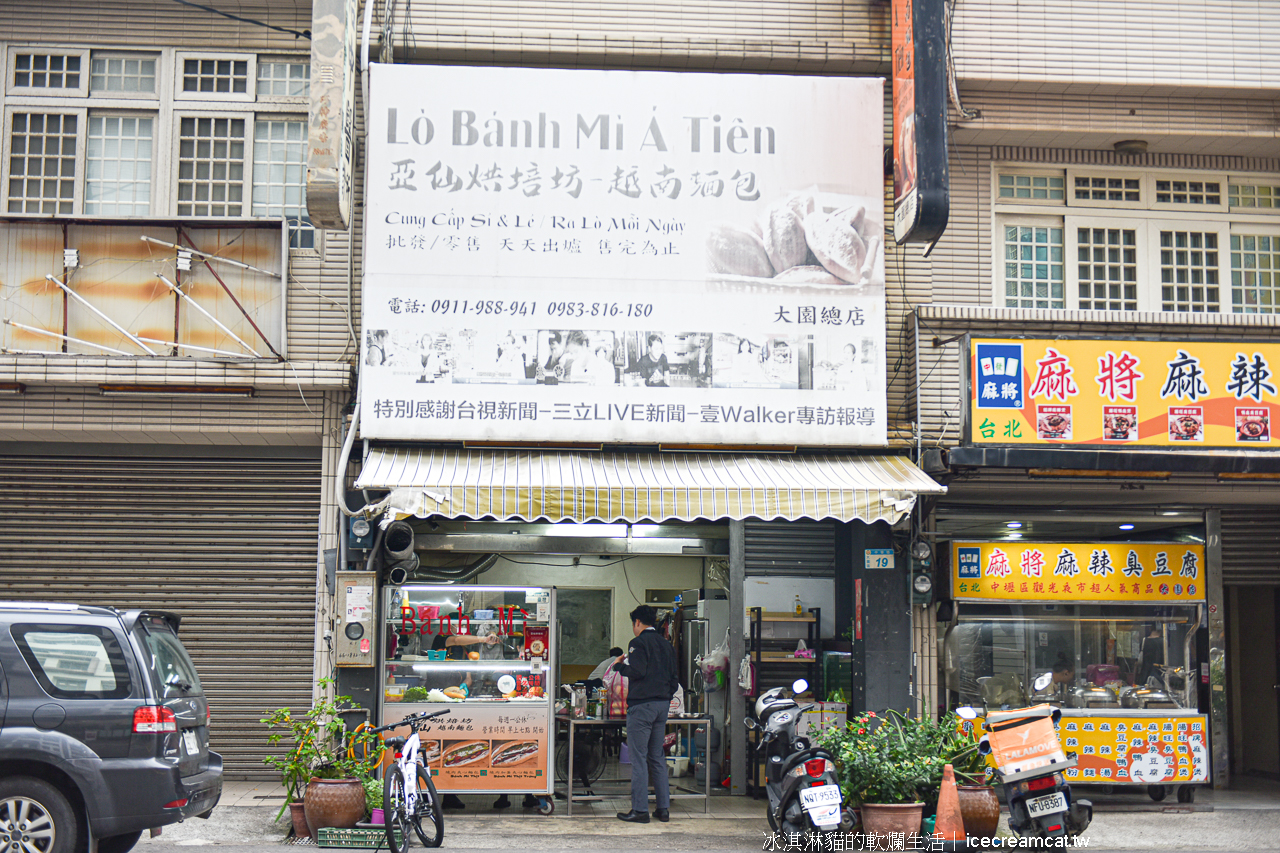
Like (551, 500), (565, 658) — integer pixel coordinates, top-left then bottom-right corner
(368, 709), (449, 851)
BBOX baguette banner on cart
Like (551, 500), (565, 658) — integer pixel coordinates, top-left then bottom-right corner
(362, 65), (887, 446)
(391, 702), (548, 793)
(970, 337), (1280, 447)
(1060, 713), (1209, 785)
(951, 542), (1206, 603)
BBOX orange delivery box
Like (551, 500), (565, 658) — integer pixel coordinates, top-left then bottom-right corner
(983, 704), (1072, 777)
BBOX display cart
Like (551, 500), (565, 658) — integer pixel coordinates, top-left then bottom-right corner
(379, 584), (557, 814)
(946, 541), (1210, 803)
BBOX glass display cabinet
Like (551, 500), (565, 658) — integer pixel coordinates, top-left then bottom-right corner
(380, 584), (556, 801)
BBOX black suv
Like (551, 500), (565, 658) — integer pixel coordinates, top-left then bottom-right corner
(0, 603), (222, 853)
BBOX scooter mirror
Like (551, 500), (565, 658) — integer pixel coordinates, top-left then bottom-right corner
(792, 679), (809, 694)
(1033, 672), (1053, 692)
(955, 706), (980, 720)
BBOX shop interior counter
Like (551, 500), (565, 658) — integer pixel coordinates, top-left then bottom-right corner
(945, 593), (1208, 797)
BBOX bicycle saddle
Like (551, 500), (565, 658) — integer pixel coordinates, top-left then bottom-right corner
(385, 736), (407, 750)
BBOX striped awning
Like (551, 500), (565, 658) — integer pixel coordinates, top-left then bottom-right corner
(355, 449), (946, 524)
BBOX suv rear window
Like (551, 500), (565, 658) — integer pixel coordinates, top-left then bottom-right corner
(12, 624), (132, 699)
(137, 617), (202, 699)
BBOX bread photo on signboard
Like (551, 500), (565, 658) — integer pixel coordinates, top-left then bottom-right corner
(442, 740), (491, 768)
(421, 740), (442, 766)
(705, 190), (884, 289)
(490, 740), (540, 768)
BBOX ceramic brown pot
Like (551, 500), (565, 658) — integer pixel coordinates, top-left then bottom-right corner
(859, 802), (924, 838)
(303, 778), (366, 835)
(288, 801), (311, 838)
(956, 785), (1001, 837)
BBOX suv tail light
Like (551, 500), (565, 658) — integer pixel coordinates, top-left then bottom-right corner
(134, 705), (177, 733)
(804, 758), (826, 778)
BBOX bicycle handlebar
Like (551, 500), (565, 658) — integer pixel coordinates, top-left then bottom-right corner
(367, 709), (451, 735)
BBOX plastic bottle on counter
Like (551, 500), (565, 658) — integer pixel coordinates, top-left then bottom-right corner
(794, 594), (802, 616)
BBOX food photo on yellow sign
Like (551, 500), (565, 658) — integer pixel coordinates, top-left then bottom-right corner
(950, 542), (1206, 603)
(969, 337), (1278, 446)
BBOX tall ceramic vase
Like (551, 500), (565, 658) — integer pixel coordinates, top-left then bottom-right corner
(956, 785), (1001, 837)
(288, 802), (311, 838)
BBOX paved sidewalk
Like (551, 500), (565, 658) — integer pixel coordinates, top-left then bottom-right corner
(140, 778), (1280, 850)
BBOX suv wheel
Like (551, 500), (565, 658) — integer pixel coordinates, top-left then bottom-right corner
(0, 777), (75, 853)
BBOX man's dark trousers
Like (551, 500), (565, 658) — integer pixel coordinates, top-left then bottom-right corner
(627, 699), (670, 814)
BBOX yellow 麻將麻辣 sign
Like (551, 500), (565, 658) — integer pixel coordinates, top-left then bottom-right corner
(951, 542), (1206, 603)
(970, 337), (1280, 446)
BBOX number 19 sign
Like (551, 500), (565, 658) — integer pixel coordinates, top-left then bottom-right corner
(865, 549), (895, 570)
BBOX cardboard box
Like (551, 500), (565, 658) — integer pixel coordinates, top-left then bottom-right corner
(796, 702), (848, 737)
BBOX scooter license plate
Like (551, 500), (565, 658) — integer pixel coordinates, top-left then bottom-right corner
(799, 784), (842, 827)
(1027, 792), (1067, 817)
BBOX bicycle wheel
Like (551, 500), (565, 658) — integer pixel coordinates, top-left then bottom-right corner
(411, 764), (443, 848)
(383, 768), (412, 853)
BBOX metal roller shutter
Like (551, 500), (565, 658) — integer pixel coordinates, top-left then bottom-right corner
(744, 520), (836, 577)
(1222, 508), (1280, 585)
(0, 453), (321, 778)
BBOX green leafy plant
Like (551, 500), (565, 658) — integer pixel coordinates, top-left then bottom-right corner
(814, 709), (993, 808)
(363, 777), (383, 815)
(261, 677), (379, 819)
(402, 686), (430, 702)
(935, 713), (993, 786)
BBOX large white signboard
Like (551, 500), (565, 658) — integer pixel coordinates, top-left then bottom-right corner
(362, 65), (886, 446)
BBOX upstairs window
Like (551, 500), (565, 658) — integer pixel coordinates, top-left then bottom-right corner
(7, 112), (81, 214)
(183, 58), (248, 94)
(91, 54), (157, 95)
(996, 166), (1279, 315)
(9, 50), (88, 96)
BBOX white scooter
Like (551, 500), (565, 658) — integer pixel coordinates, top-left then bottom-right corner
(744, 678), (854, 834)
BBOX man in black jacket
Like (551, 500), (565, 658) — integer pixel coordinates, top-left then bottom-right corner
(612, 604), (679, 823)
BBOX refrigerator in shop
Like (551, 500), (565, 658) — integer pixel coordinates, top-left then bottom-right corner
(680, 590), (729, 781)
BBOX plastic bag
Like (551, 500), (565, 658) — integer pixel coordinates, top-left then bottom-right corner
(738, 653), (755, 695)
(669, 684), (685, 717)
(696, 629), (731, 692)
(603, 664), (628, 717)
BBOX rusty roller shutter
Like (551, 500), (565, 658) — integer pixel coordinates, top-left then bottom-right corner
(744, 519), (837, 577)
(0, 452), (321, 778)
(1222, 508), (1280, 585)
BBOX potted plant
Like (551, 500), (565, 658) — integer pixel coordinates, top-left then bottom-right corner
(262, 677), (379, 837)
(364, 777), (385, 825)
(813, 710), (944, 838)
(936, 712), (1000, 838)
